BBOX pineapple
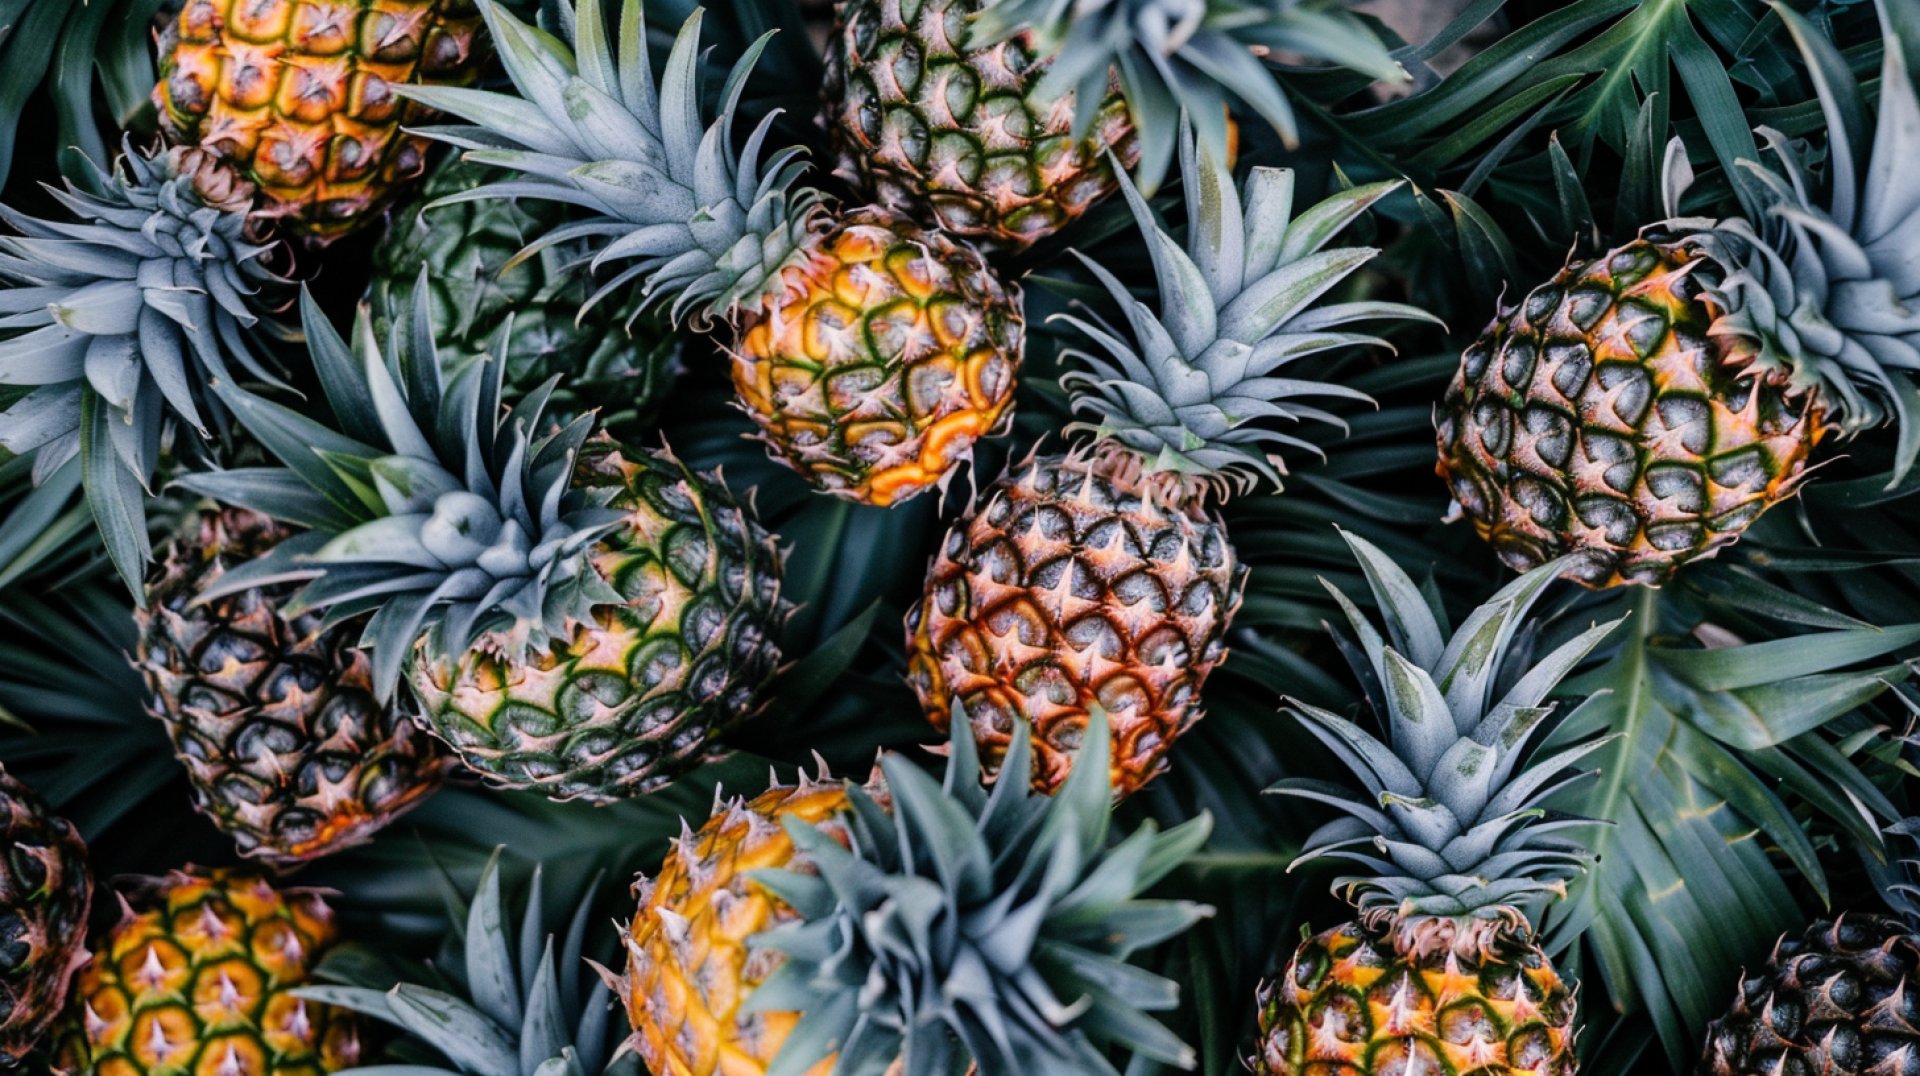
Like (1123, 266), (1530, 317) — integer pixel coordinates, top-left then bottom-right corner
(1697, 816), (1920, 1075)
(617, 718), (1211, 1074)
(366, 154), (680, 441)
(0, 767), (91, 1067)
(50, 869), (361, 1075)
(399, 0), (1023, 508)
(1437, 6), (1920, 587)
(180, 289), (789, 804)
(0, 143), (286, 595)
(154, 0), (487, 241)
(821, 0), (1137, 252)
(906, 133), (1428, 795)
(1255, 533), (1615, 1075)
(297, 851), (633, 1075)
(135, 506), (450, 868)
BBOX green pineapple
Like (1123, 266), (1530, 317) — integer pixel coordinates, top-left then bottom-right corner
(178, 289), (789, 804)
(1256, 533), (1613, 1075)
(368, 154), (680, 441)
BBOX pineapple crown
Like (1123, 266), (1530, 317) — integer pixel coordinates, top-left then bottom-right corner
(970, 0), (1406, 190)
(297, 850), (637, 1076)
(0, 140), (286, 594)
(1056, 131), (1432, 498)
(744, 717), (1214, 1076)
(398, 0), (821, 327)
(178, 284), (626, 701)
(1667, 2), (1920, 481)
(1272, 531), (1617, 923)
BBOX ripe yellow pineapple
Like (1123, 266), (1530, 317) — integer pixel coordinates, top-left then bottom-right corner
(619, 777), (857, 1075)
(908, 136), (1426, 795)
(154, 0), (486, 241)
(616, 721), (1210, 1075)
(401, 1), (1022, 507)
(51, 869), (361, 1075)
(730, 207), (1020, 504)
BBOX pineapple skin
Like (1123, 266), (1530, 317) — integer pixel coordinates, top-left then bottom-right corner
(731, 207), (1022, 507)
(154, 0), (486, 241)
(409, 442), (788, 804)
(1698, 914), (1920, 1076)
(368, 154), (680, 443)
(618, 780), (858, 1076)
(1436, 237), (1824, 588)
(136, 508), (450, 868)
(1256, 912), (1578, 1075)
(822, 0), (1137, 253)
(905, 451), (1244, 796)
(51, 870), (360, 1076)
(0, 770), (91, 1067)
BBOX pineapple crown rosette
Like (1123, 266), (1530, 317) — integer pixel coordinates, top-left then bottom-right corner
(969, 0), (1406, 191)
(0, 141), (289, 595)
(180, 286), (789, 803)
(1057, 134), (1434, 500)
(739, 718), (1214, 1076)
(394, 0), (1024, 508)
(1274, 533), (1616, 923)
(906, 132), (1436, 797)
(296, 849), (636, 1076)
(1255, 532), (1615, 1074)
(615, 716), (1214, 1076)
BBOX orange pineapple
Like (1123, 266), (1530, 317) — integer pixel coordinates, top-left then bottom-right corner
(155, 0), (486, 241)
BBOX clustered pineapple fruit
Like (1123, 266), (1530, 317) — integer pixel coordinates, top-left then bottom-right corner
(4, 1), (1920, 1076)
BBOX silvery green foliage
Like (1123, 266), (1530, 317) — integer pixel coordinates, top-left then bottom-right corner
(1273, 531), (1617, 919)
(1057, 130), (1434, 494)
(0, 141), (284, 593)
(970, 0), (1404, 191)
(397, 0), (822, 323)
(298, 851), (638, 1076)
(1669, 6), (1920, 481)
(746, 718), (1213, 1076)
(177, 284), (625, 700)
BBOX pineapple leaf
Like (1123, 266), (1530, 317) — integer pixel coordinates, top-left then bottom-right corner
(1548, 587), (1914, 1067)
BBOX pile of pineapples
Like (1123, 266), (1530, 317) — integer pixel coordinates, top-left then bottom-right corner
(3, 0), (1920, 1074)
